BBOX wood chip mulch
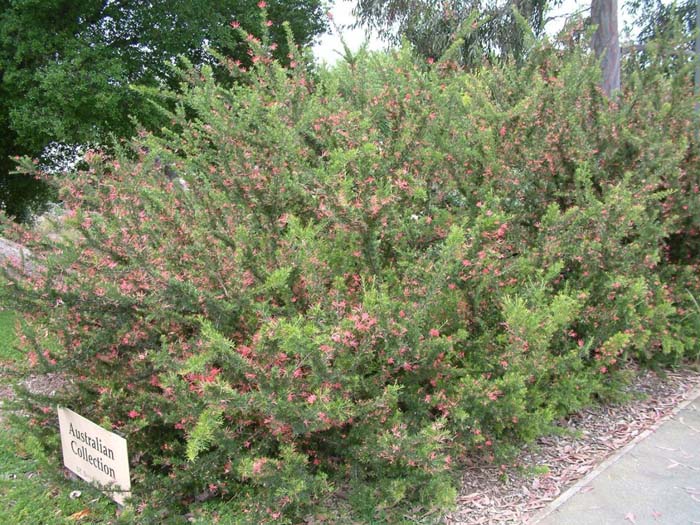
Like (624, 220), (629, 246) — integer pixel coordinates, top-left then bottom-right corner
(443, 367), (700, 525)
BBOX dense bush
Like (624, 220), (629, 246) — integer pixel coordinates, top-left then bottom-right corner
(3, 19), (699, 523)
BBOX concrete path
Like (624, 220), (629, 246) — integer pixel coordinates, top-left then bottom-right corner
(532, 392), (700, 525)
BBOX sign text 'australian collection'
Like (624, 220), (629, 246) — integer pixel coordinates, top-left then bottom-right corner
(57, 407), (131, 505)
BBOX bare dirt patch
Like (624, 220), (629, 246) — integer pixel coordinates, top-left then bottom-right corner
(0, 372), (68, 423)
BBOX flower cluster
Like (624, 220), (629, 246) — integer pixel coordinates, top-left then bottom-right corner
(4, 21), (699, 523)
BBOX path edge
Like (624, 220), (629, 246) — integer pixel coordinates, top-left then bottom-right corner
(526, 383), (700, 524)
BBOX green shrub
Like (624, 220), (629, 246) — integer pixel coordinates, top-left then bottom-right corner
(3, 21), (698, 522)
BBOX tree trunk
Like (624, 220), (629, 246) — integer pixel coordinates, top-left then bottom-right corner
(591, 0), (620, 96)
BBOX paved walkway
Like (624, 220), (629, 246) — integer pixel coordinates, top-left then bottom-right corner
(532, 392), (700, 525)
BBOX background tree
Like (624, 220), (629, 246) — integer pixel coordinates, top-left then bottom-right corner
(0, 0), (327, 219)
(0, 0), (327, 155)
(352, 0), (552, 64)
(624, 0), (696, 74)
(628, 0), (696, 45)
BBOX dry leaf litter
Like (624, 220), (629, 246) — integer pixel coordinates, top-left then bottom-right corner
(444, 367), (700, 525)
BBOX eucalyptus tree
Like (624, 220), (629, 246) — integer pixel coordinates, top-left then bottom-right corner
(352, 0), (551, 65)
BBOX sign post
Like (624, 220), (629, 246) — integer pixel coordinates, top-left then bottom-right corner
(57, 407), (131, 505)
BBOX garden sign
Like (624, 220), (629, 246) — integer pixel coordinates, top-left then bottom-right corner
(57, 407), (131, 505)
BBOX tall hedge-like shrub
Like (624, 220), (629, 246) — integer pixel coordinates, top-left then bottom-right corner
(3, 21), (698, 522)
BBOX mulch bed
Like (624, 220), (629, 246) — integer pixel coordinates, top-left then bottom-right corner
(444, 367), (700, 525)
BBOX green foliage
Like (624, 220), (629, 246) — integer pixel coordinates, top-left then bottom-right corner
(0, 0), (328, 222)
(3, 20), (699, 523)
(628, 0), (696, 53)
(0, 0), (328, 156)
(186, 407), (223, 462)
(352, 0), (550, 64)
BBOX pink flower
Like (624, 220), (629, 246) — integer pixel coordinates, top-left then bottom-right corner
(257, 0), (267, 7)
(128, 410), (140, 419)
(429, 328), (440, 338)
(230, 20), (240, 28)
(252, 458), (267, 474)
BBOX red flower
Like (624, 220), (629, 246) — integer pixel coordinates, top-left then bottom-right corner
(257, 1), (267, 7)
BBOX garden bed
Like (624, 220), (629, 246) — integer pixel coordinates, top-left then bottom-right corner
(446, 367), (700, 524)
